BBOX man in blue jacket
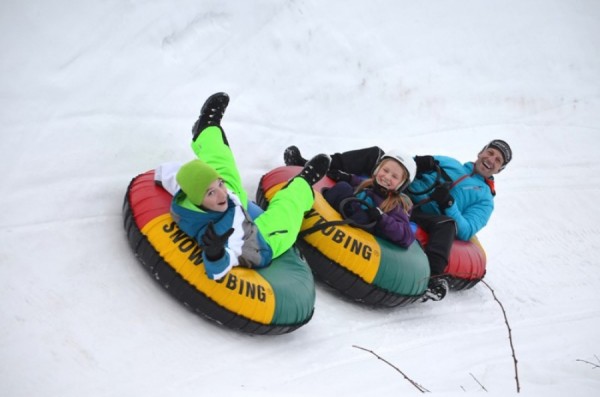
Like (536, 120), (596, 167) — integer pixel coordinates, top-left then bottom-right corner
(284, 139), (512, 300)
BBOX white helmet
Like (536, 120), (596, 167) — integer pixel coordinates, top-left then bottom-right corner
(373, 149), (416, 192)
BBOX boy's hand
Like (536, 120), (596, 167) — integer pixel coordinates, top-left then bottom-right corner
(201, 222), (234, 260)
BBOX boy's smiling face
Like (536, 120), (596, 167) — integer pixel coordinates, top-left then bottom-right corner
(201, 179), (229, 212)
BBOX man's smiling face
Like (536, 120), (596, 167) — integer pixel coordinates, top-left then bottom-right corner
(474, 147), (505, 178)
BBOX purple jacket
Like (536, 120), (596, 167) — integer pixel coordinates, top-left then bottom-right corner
(324, 177), (415, 248)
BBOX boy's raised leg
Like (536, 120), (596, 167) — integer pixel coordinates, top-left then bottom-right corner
(192, 92), (230, 142)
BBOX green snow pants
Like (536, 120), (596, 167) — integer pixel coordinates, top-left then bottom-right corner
(191, 126), (314, 258)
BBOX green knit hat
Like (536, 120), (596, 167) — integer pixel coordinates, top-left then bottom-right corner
(176, 159), (221, 205)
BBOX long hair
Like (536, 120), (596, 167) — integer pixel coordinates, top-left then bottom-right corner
(355, 178), (413, 214)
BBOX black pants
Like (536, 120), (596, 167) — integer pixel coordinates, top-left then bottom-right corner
(330, 146), (383, 176)
(411, 210), (456, 276)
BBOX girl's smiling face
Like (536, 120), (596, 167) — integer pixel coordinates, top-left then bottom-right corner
(201, 179), (229, 212)
(374, 159), (406, 191)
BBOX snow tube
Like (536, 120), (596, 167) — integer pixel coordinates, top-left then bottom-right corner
(122, 170), (316, 335)
(257, 166), (431, 307)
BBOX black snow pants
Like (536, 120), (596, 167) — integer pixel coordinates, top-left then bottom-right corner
(410, 210), (456, 276)
(329, 146), (384, 176)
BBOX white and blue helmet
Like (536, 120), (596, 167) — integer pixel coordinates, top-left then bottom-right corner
(373, 149), (417, 192)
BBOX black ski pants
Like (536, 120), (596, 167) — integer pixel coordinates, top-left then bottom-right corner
(329, 146), (383, 176)
(411, 210), (456, 276)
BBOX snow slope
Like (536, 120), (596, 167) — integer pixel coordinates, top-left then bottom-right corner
(1, 0), (600, 395)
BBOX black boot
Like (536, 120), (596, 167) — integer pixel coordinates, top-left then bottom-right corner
(297, 154), (330, 185)
(284, 145), (307, 166)
(424, 277), (449, 301)
(192, 92), (230, 141)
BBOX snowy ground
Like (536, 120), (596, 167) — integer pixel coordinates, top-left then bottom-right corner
(1, 0), (600, 395)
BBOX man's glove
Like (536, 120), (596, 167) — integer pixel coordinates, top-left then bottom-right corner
(430, 184), (454, 210)
(414, 155), (437, 174)
(366, 206), (383, 223)
(326, 169), (352, 183)
(201, 222), (234, 260)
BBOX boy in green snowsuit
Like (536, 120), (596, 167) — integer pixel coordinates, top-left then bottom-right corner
(167, 93), (330, 280)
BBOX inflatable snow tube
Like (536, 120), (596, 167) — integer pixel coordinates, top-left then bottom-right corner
(123, 170), (316, 335)
(415, 229), (486, 290)
(257, 166), (431, 307)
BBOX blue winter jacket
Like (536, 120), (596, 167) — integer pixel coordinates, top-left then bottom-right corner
(408, 156), (494, 241)
(170, 189), (273, 280)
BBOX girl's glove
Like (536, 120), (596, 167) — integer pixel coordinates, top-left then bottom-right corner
(366, 206), (383, 222)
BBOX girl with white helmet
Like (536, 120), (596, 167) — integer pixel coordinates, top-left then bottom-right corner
(321, 149), (417, 248)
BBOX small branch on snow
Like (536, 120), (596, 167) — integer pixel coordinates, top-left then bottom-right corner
(576, 355), (600, 369)
(352, 345), (430, 393)
(469, 372), (488, 392)
(480, 280), (521, 393)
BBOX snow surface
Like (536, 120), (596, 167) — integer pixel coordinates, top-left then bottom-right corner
(1, 0), (600, 395)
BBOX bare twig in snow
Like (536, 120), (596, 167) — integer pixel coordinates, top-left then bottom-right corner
(576, 354), (600, 369)
(352, 345), (430, 393)
(470, 372), (488, 392)
(481, 280), (520, 393)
